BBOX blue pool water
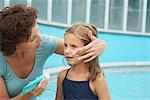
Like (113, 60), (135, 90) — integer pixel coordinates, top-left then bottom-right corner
(37, 70), (150, 100)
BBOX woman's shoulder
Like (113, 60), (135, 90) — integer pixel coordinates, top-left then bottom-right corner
(0, 53), (7, 76)
(0, 52), (3, 59)
(41, 35), (56, 44)
(41, 35), (57, 42)
(0, 52), (6, 66)
(37, 35), (57, 56)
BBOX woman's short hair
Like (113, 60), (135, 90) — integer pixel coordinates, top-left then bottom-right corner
(0, 4), (37, 56)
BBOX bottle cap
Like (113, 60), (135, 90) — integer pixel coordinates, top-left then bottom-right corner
(43, 73), (50, 79)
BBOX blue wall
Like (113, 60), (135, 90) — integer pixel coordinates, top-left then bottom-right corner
(39, 24), (150, 68)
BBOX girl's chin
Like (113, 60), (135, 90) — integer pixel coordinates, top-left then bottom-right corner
(68, 62), (74, 66)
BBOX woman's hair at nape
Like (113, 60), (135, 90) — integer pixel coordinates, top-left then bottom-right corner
(65, 23), (104, 81)
(0, 4), (37, 56)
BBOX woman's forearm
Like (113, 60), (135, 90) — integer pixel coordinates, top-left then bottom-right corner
(10, 93), (31, 100)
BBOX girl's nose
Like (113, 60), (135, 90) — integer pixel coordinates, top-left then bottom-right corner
(65, 47), (71, 54)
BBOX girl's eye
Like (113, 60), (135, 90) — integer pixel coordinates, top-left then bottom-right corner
(64, 43), (67, 47)
(71, 45), (77, 48)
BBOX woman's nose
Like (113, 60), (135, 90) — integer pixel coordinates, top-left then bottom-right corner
(36, 35), (42, 42)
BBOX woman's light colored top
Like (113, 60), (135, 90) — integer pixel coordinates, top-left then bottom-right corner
(0, 35), (57, 99)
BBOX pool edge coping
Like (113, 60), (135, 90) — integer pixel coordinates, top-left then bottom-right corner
(43, 61), (150, 77)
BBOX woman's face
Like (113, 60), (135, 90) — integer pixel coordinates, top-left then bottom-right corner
(16, 22), (42, 53)
(64, 33), (84, 66)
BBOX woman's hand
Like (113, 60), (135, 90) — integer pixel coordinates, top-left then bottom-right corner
(29, 78), (49, 96)
(75, 31), (106, 63)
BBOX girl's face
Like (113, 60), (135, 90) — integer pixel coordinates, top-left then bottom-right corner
(16, 22), (42, 53)
(64, 33), (84, 66)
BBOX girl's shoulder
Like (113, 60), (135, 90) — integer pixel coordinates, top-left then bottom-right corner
(58, 68), (70, 81)
(90, 73), (105, 89)
(92, 73), (109, 96)
(93, 73), (105, 85)
(92, 74), (110, 99)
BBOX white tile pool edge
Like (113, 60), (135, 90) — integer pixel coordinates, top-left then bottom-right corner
(99, 61), (150, 68)
(43, 61), (150, 80)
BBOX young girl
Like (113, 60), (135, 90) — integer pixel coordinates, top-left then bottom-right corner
(55, 24), (110, 100)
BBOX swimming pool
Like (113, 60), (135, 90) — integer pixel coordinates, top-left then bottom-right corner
(37, 66), (150, 100)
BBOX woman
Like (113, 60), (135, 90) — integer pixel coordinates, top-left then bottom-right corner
(0, 4), (106, 100)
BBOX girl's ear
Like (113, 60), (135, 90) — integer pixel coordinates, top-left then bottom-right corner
(90, 25), (98, 37)
(88, 31), (97, 41)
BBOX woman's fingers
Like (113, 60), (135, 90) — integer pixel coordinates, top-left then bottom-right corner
(32, 88), (44, 96)
(88, 31), (97, 40)
(78, 52), (95, 61)
(41, 78), (49, 89)
(31, 86), (42, 96)
(74, 42), (93, 55)
(77, 40), (106, 62)
(75, 32), (98, 55)
(29, 78), (49, 96)
(74, 30), (106, 62)
(84, 55), (97, 63)
(83, 47), (96, 54)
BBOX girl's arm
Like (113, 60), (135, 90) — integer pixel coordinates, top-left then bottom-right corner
(94, 74), (110, 100)
(0, 77), (31, 100)
(55, 70), (67, 100)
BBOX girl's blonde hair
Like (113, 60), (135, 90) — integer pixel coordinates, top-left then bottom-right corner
(65, 23), (103, 81)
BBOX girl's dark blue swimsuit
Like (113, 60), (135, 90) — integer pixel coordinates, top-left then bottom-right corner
(62, 68), (98, 100)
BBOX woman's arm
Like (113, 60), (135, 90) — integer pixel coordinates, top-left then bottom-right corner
(0, 76), (49, 100)
(10, 94), (31, 100)
(54, 38), (64, 55)
(0, 77), (31, 100)
(0, 77), (9, 100)
(94, 74), (110, 100)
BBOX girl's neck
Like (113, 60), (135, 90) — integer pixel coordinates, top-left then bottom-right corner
(71, 62), (89, 74)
